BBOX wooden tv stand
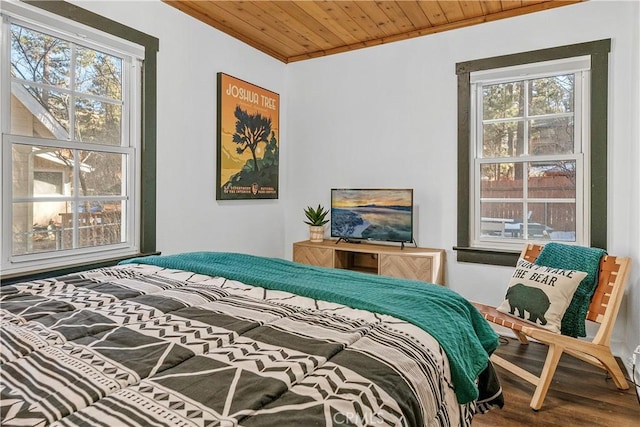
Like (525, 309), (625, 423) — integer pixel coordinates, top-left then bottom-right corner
(292, 240), (445, 285)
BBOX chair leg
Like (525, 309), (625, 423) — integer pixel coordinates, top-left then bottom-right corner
(530, 343), (564, 411)
(599, 352), (630, 390)
(565, 346), (630, 390)
(515, 330), (529, 345)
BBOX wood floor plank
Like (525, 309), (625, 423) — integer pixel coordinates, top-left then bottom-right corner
(473, 337), (640, 426)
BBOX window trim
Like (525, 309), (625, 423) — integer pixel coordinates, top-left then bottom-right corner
(454, 39), (611, 266)
(1, 0), (158, 281)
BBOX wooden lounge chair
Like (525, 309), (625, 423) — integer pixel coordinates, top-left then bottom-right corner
(473, 243), (631, 410)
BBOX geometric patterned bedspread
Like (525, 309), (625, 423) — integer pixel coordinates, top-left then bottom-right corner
(1, 263), (482, 427)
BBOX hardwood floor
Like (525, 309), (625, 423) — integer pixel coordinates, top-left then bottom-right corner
(473, 337), (640, 426)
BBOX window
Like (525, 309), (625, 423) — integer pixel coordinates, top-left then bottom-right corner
(455, 40), (611, 266)
(1, 1), (158, 278)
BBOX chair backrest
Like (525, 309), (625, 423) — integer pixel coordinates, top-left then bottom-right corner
(520, 244), (631, 345)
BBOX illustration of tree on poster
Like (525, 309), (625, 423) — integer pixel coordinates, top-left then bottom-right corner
(216, 73), (279, 200)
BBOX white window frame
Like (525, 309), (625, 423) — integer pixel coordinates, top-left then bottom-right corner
(0, 1), (143, 276)
(469, 57), (592, 251)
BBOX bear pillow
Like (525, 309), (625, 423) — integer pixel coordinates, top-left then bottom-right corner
(496, 258), (587, 333)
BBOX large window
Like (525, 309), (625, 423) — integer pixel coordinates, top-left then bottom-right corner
(455, 40), (611, 266)
(1, 1), (157, 278)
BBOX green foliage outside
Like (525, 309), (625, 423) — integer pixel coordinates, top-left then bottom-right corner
(11, 23), (124, 200)
(481, 75), (575, 182)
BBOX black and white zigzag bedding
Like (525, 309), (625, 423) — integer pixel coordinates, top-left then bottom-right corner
(1, 263), (495, 427)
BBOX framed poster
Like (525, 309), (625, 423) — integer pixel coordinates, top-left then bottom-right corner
(216, 73), (280, 200)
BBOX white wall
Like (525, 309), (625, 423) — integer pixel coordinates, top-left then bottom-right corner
(74, 1), (639, 366)
(72, 0), (289, 258)
(629, 0), (640, 367)
(285, 0), (640, 364)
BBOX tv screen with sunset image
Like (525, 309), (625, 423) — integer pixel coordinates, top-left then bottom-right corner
(331, 188), (414, 243)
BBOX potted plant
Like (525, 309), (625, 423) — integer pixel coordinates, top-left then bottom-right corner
(304, 204), (329, 242)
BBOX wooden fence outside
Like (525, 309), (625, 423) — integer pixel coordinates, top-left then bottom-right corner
(481, 176), (575, 232)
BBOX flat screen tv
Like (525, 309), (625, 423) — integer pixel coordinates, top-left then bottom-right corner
(331, 188), (414, 244)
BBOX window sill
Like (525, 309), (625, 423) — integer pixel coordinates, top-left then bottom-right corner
(0, 251), (160, 286)
(453, 246), (520, 266)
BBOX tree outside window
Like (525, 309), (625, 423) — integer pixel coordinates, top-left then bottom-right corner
(477, 72), (579, 243)
(9, 23), (129, 256)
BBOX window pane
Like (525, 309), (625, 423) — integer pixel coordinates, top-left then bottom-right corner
(13, 144), (78, 195)
(12, 201), (66, 255)
(81, 151), (125, 196)
(11, 85), (70, 138)
(75, 98), (122, 145)
(10, 24), (70, 88)
(13, 145), (68, 196)
(61, 202), (123, 249)
(482, 81), (524, 119)
(523, 204), (552, 239)
(480, 202), (523, 238)
(12, 142), (125, 254)
(482, 121), (524, 157)
(527, 202), (576, 241)
(480, 162), (524, 198)
(75, 46), (122, 99)
(528, 161), (576, 198)
(479, 161), (577, 242)
(34, 171), (64, 195)
(529, 117), (575, 155)
(13, 144), (125, 198)
(97, 204), (123, 246)
(529, 74), (574, 115)
(12, 201), (123, 255)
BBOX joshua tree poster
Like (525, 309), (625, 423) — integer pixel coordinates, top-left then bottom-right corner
(216, 73), (279, 200)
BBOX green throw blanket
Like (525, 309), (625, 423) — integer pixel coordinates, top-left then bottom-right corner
(120, 252), (499, 404)
(535, 242), (606, 337)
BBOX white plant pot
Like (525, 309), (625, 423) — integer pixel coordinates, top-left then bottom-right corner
(309, 225), (325, 242)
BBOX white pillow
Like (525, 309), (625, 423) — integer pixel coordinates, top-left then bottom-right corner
(496, 258), (587, 333)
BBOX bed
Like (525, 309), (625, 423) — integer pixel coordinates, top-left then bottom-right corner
(1, 252), (502, 427)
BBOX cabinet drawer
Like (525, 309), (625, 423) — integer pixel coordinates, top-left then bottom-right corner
(379, 254), (432, 282)
(293, 245), (333, 268)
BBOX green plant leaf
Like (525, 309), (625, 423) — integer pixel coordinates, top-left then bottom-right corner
(303, 204), (330, 226)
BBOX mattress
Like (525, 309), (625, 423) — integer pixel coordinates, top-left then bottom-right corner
(0, 252), (502, 426)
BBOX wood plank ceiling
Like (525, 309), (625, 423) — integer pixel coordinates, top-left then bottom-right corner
(163, 1), (583, 63)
